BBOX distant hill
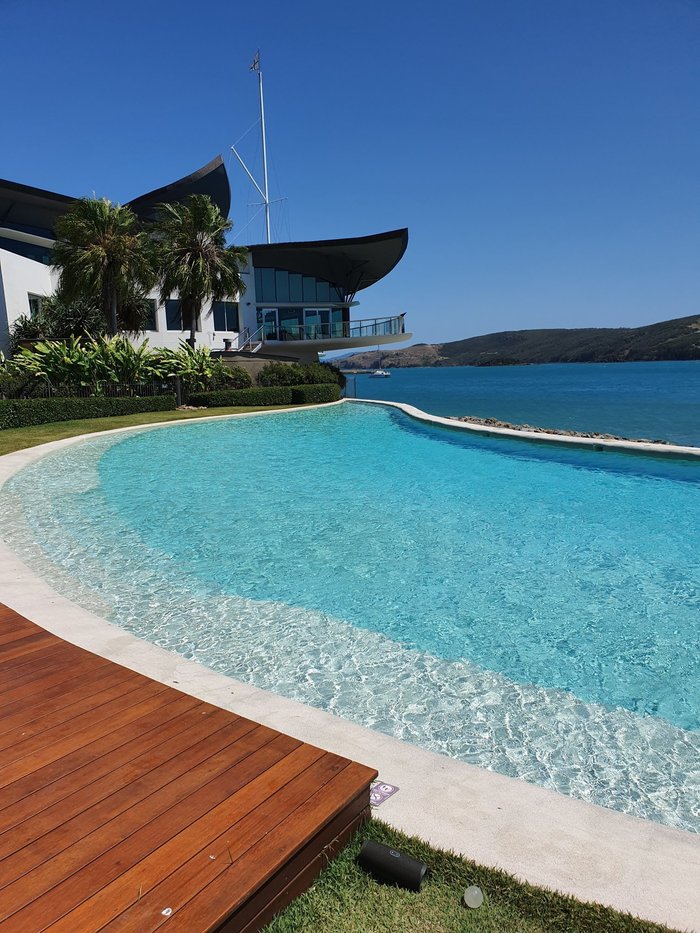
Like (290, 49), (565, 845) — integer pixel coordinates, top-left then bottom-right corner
(339, 314), (700, 369)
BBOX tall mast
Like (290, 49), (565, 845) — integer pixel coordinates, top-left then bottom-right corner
(230, 50), (274, 244)
(257, 57), (271, 244)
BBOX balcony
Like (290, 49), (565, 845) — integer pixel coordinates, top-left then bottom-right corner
(264, 314), (406, 343)
(228, 314), (410, 360)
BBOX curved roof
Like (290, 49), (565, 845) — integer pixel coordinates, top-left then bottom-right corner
(0, 156), (231, 239)
(0, 178), (74, 240)
(126, 155), (230, 222)
(247, 228), (408, 297)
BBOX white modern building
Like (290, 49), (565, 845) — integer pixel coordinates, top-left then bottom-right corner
(0, 157), (411, 362)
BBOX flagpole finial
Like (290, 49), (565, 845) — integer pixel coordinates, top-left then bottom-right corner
(250, 50), (260, 72)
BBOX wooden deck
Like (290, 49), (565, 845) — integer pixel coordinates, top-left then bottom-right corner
(0, 604), (377, 932)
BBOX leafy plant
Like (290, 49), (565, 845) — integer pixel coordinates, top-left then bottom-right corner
(257, 361), (346, 388)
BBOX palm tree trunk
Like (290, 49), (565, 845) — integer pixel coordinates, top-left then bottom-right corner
(186, 299), (197, 349)
(109, 290), (118, 336)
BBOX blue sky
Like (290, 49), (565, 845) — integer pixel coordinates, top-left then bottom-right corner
(2, 0), (699, 345)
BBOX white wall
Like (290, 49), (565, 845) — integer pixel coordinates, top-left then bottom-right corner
(0, 248), (55, 354)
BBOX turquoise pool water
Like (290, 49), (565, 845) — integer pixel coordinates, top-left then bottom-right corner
(2, 403), (699, 831)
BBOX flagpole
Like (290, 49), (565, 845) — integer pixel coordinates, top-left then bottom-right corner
(231, 51), (275, 244)
(257, 58), (271, 244)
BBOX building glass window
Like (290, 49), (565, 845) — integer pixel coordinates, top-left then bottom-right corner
(145, 299), (158, 331)
(27, 294), (43, 318)
(260, 268), (276, 302)
(253, 266), (344, 304)
(302, 276), (316, 302)
(278, 307), (304, 340)
(1, 238), (52, 264)
(275, 270), (289, 302)
(212, 301), (239, 332)
(289, 273), (303, 302)
(165, 300), (182, 331)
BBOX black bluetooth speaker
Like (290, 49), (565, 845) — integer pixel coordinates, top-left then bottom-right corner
(357, 840), (428, 891)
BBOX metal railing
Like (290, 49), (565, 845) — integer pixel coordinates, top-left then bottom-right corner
(262, 314), (405, 343)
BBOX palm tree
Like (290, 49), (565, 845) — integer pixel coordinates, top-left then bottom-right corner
(52, 198), (155, 336)
(152, 195), (247, 348)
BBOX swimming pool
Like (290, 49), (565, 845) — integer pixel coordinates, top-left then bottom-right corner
(2, 403), (698, 831)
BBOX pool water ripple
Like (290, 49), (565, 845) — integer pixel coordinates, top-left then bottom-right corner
(1, 403), (699, 833)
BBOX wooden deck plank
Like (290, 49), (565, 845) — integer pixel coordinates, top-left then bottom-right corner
(0, 709), (240, 858)
(91, 750), (349, 932)
(0, 703), (230, 836)
(0, 685), (176, 790)
(0, 679), (171, 783)
(0, 657), (132, 727)
(0, 723), (277, 906)
(0, 645), (102, 698)
(0, 694), (201, 814)
(0, 667), (144, 748)
(165, 767), (373, 932)
(0, 605), (377, 933)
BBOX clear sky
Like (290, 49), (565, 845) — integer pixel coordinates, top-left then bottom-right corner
(2, 0), (699, 345)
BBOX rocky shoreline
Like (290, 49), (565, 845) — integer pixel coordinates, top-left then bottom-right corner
(451, 415), (672, 445)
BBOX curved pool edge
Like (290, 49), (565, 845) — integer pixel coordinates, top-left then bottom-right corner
(352, 397), (700, 458)
(0, 409), (698, 931)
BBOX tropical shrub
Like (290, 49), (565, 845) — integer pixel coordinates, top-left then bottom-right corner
(90, 336), (156, 384)
(5, 337), (254, 398)
(256, 362), (305, 386)
(290, 383), (342, 403)
(0, 395), (175, 430)
(12, 336), (100, 388)
(0, 368), (47, 399)
(256, 361), (345, 388)
(8, 314), (45, 350)
(150, 342), (230, 392)
(301, 361), (345, 387)
(209, 363), (252, 389)
(187, 386), (293, 407)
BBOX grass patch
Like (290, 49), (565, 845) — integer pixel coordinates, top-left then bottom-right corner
(0, 405), (295, 457)
(265, 820), (676, 933)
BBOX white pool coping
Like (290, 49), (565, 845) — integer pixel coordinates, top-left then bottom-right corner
(0, 404), (698, 932)
(350, 397), (700, 459)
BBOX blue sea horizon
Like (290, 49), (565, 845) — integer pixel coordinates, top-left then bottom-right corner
(350, 360), (700, 447)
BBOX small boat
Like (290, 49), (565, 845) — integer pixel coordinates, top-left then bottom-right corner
(369, 369), (391, 378)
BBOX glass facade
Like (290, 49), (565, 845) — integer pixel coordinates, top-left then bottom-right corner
(256, 306), (349, 341)
(212, 301), (239, 332)
(254, 267), (344, 304)
(0, 237), (52, 265)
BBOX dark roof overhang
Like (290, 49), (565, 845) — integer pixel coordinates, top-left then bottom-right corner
(0, 178), (74, 240)
(247, 228), (408, 298)
(126, 155), (230, 222)
(0, 156), (231, 240)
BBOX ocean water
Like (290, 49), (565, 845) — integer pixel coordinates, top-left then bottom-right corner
(2, 404), (698, 832)
(351, 361), (700, 446)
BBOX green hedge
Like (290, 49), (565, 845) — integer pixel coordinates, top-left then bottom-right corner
(290, 383), (341, 403)
(187, 386), (294, 407)
(0, 394), (176, 430)
(187, 383), (342, 407)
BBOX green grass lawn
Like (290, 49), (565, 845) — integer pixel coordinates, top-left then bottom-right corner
(0, 405), (295, 457)
(265, 820), (675, 933)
